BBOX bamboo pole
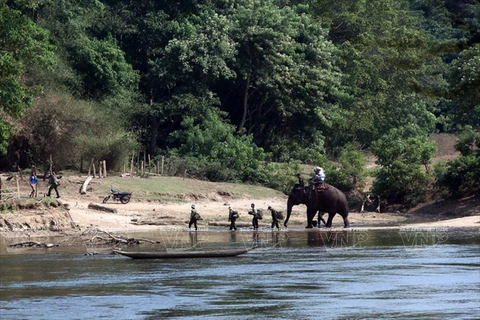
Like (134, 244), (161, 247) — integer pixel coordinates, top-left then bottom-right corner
(137, 150), (140, 173)
(88, 158), (94, 177)
(143, 152), (146, 173)
(43, 154), (52, 181)
(130, 151), (134, 175)
(92, 159), (96, 178)
(98, 161), (103, 178)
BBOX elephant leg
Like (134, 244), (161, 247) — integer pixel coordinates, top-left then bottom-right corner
(325, 213), (336, 228)
(318, 212), (327, 227)
(306, 208), (315, 228)
(343, 215), (350, 228)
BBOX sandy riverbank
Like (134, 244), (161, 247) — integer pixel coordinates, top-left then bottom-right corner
(1, 173), (478, 239)
(1, 195), (478, 240)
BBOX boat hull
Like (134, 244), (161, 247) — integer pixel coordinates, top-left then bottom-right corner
(114, 248), (250, 259)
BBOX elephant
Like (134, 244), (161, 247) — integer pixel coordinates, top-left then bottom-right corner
(284, 186), (327, 227)
(284, 185), (350, 228)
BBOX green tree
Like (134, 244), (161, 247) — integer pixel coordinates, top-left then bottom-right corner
(218, 1), (342, 160)
(0, 5), (55, 154)
(336, 143), (367, 191)
(174, 103), (266, 181)
(437, 127), (480, 195)
(20, 90), (137, 170)
(29, 0), (139, 102)
(69, 35), (139, 100)
(305, 0), (438, 148)
(446, 44), (480, 129)
(101, 1), (236, 154)
(371, 127), (436, 206)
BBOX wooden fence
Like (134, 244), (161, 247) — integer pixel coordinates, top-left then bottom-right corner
(0, 176), (22, 202)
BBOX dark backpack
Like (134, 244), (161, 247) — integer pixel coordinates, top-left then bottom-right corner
(276, 211), (284, 220)
(229, 210), (239, 221)
(256, 209), (263, 220)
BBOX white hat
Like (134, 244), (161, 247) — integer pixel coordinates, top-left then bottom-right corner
(191, 204), (195, 209)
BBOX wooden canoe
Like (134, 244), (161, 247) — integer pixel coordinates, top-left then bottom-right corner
(114, 247), (250, 259)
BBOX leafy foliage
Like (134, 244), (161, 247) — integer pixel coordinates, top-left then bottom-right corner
(336, 144), (368, 191)
(0, 5), (55, 154)
(0, 0), (478, 203)
(175, 103), (265, 176)
(446, 44), (480, 129)
(218, 1), (343, 160)
(436, 127), (480, 195)
(371, 128), (436, 205)
(70, 35), (139, 100)
(17, 91), (137, 170)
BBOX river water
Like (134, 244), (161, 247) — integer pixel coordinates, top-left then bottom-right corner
(0, 228), (479, 320)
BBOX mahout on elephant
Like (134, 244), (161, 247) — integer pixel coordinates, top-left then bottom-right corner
(284, 184), (350, 228)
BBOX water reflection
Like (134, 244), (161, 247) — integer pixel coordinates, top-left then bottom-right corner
(229, 231), (236, 243)
(188, 231), (197, 248)
(2, 228), (479, 254)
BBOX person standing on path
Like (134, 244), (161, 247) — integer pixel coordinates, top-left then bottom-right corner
(47, 172), (60, 198)
(29, 170), (38, 198)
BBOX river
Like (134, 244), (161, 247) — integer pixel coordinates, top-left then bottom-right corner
(1, 228), (479, 319)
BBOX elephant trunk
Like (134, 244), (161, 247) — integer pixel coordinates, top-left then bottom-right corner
(284, 197), (294, 227)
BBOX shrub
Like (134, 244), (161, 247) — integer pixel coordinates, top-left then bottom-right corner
(436, 127), (480, 196)
(371, 128), (436, 206)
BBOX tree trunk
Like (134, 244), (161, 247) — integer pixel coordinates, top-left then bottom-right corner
(80, 176), (93, 194)
(238, 72), (251, 132)
(150, 117), (159, 155)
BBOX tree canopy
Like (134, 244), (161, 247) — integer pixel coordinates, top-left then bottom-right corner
(1, 0), (479, 202)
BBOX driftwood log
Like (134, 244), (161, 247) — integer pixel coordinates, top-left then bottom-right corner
(88, 203), (117, 213)
(81, 228), (160, 245)
(9, 241), (58, 248)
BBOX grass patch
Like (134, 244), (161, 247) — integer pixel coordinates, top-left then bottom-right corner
(96, 176), (284, 201)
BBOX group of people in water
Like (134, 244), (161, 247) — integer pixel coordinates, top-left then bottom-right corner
(187, 167), (326, 231)
(187, 202), (284, 231)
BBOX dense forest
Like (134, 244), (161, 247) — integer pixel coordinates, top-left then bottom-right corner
(1, 0), (479, 206)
